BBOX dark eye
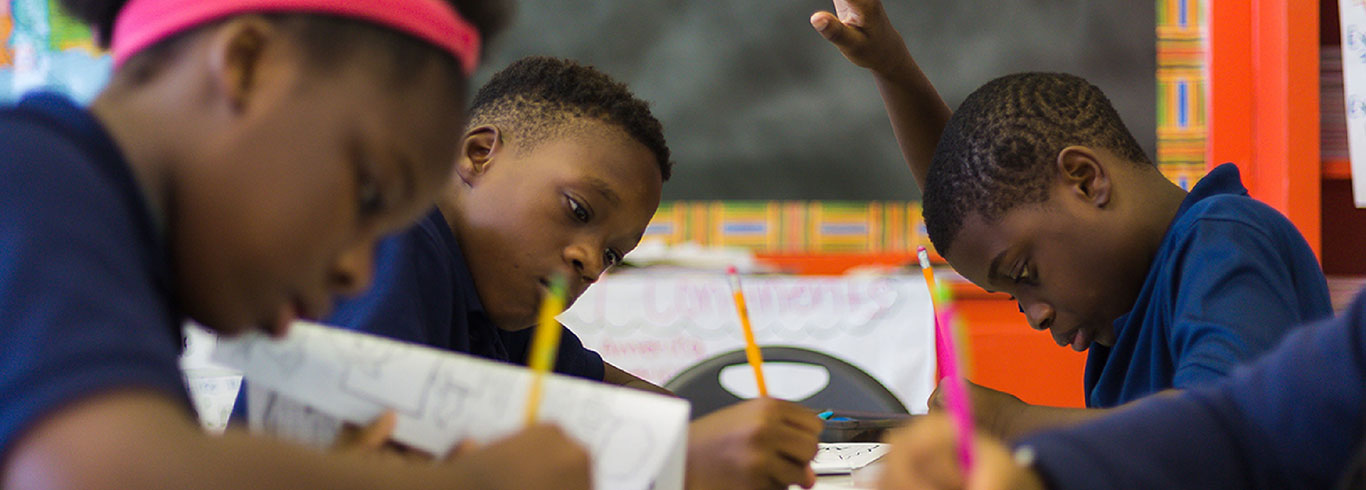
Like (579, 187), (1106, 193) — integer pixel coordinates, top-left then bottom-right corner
(1012, 263), (1031, 283)
(568, 197), (590, 222)
(604, 249), (623, 268)
(356, 166), (385, 217)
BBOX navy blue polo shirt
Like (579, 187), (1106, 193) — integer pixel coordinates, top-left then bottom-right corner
(327, 209), (605, 380)
(0, 93), (190, 458)
(1083, 163), (1331, 407)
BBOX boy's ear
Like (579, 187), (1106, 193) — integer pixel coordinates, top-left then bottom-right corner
(204, 16), (287, 115)
(454, 125), (502, 186)
(1055, 146), (1111, 208)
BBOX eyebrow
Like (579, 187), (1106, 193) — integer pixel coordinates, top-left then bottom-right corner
(584, 176), (621, 206)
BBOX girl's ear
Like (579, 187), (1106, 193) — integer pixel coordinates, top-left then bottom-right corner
(204, 16), (293, 115)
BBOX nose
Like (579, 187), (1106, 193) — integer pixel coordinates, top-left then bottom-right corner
(563, 238), (606, 286)
(1021, 300), (1055, 331)
(329, 239), (377, 296)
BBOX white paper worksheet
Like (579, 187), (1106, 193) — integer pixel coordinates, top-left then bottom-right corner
(213, 321), (689, 490)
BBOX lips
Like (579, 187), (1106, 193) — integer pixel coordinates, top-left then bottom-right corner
(1056, 327), (1092, 352)
(536, 275), (584, 306)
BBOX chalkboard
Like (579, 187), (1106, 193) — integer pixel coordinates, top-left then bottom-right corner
(475, 1), (1156, 201)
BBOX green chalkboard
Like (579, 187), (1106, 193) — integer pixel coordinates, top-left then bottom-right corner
(475, 1), (1156, 201)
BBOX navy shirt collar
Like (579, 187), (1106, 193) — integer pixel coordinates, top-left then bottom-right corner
(428, 208), (485, 316)
(1174, 163), (1249, 218)
(425, 208), (510, 360)
(1107, 163), (1249, 337)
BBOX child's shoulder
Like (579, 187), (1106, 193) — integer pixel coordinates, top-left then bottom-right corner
(1174, 192), (1297, 242)
(0, 95), (120, 190)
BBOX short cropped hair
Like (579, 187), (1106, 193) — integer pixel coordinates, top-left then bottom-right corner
(468, 56), (672, 180)
(922, 72), (1150, 255)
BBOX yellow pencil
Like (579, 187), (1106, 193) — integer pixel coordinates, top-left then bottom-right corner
(523, 275), (566, 425)
(726, 265), (768, 397)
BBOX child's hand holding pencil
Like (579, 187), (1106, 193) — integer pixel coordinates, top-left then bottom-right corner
(686, 398), (823, 490)
(876, 415), (1045, 490)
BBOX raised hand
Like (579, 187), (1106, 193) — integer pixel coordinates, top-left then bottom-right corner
(810, 0), (912, 74)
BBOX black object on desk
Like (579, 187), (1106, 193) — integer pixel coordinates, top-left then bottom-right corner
(819, 409), (916, 443)
(664, 346), (909, 421)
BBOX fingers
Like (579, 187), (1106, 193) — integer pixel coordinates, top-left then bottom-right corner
(810, 10), (856, 45)
(444, 439), (480, 463)
(760, 401), (822, 488)
(878, 416), (1037, 490)
(333, 410), (397, 452)
(927, 379), (947, 412)
(356, 410), (398, 448)
(761, 451), (816, 490)
(879, 416), (967, 489)
(773, 400), (824, 435)
(774, 420), (822, 463)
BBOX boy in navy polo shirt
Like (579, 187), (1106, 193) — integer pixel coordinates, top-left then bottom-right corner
(325, 56), (824, 490)
(812, 0), (1331, 438)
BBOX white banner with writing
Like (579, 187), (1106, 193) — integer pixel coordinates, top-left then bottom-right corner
(1342, 0), (1366, 206)
(559, 272), (936, 413)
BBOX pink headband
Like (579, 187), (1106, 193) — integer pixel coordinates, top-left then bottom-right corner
(110, 0), (481, 75)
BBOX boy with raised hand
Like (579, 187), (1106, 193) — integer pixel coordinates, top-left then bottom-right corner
(811, 0), (1331, 439)
(877, 288), (1366, 489)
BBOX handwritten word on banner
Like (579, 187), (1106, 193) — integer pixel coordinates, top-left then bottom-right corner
(559, 273), (936, 412)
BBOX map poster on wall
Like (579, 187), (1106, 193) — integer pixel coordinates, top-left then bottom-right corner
(1, 0), (110, 103)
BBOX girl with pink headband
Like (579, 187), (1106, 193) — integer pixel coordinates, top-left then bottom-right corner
(0, 1), (591, 489)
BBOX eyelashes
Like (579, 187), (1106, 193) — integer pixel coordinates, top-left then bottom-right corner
(565, 194), (624, 269)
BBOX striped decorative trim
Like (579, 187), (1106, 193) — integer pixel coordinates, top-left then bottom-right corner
(644, 201), (931, 254)
(1156, 0), (1210, 189)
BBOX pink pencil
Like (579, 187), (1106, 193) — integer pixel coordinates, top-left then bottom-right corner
(932, 283), (975, 479)
(918, 247), (945, 381)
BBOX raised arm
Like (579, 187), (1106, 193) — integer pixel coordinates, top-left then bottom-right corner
(810, 0), (950, 186)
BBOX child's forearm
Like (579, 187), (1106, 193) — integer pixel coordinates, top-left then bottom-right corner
(998, 391), (1184, 440)
(4, 390), (465, 490)
(603, 360), (675, 396)
(870, 57), (951, 188)
(997, 404), (1114, 440)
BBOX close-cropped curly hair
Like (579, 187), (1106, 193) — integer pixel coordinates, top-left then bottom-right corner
(922, 72), (1151, 255)
(468, 56), (672, 180)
